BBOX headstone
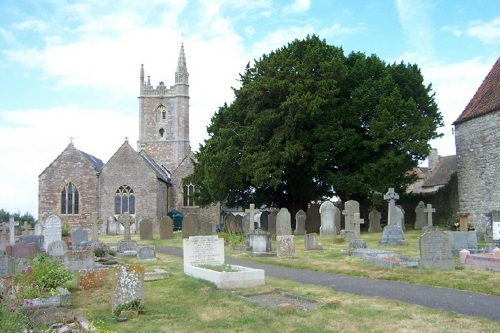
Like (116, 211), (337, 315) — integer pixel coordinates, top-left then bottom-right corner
(294, 210), (306, 235)
(225, 213), (237, 234)
(234, 215), (243, 234)
(6, 242), (37, 259)
(306, 204), (321, 233)
(342, 200), (360, 232)
(352, 213), (364, 238)
(182, 214), (199, 238)
(112, 264), (145, 315)
(459, 212), (469, 232)
(254, 212), (262, 229)
(89, 212), (103, 242)
(246, 229), (274, 256)
(380, 188), (407, 246)
(276, 235), (295, 258)
(18, 235), (44, 252)
(42, 215), (62, 251)
(34, 222), (42, 236)
(0, 255), (13, 277)
(268, 209), (278, 234)
(139, 218), (153, 240)
(276, 208), (292, 236)
(77, 268), (109, 290)
(493, 211), (500, 244)
(23, 222), (30, 236)
(242, 213), (251, 234)
(47, 240), (68, 257)
(368, 207), (382, 233)
(183, 235), (224, 269)
(414, 201), (427, 229)
(395, 205), (405, 230)
(117, 240), (138, 256)
(119, 213), (134, 241)
(137, 246), (157, 261)
(159, 216), (174, 239)
(63, 250), (95, 273)
(444, 230), (478, 256)
(200, 221), (213, 236)
(304, 233), (322, 251)
(419, 229), (455, 270)
(8, 216), (19, 246)
(245, 204), (260, 233)
(260, 211), (270, 231)
(319, 201), (335, 237)
(71, 228), (88, 249)
(107, 216), (118, 235)
(422, 204), (437, 233)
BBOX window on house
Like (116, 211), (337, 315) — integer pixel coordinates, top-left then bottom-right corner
(61, 182), (79, 214)
(183, 183), (196, 207)
(115, 185), (135, 214)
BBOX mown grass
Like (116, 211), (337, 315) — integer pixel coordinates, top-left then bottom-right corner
(69, 230), (500, 332)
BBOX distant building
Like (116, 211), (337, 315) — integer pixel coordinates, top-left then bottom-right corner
(38, 44), (220, 230)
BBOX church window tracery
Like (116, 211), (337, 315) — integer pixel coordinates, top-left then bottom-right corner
(115, 185), (135, 214)
(61, 182), (79, 214)
(183, 183), (196, 207)
(157, 105), (167, 123)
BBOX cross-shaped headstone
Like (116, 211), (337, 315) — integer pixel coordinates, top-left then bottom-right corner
(352, 213), (364, 238)
(245, 204), (260, 232)
(424, 204), (436, 227)
(121, 213), (133, 241)
(8, 216), (19, 245)
(90, 212), (102, 242)
(384, 188), (399, 226)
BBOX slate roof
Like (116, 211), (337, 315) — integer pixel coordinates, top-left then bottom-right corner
(407, 155), (457, 195)
(78, 149), (104, 172)
(139, 150), (171, 183)
(454, 57), (500, 125)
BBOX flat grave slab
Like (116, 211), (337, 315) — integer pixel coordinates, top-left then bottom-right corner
(241, 290), (319, 311)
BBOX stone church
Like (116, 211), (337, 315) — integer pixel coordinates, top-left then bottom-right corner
(38, 44), (220, 230)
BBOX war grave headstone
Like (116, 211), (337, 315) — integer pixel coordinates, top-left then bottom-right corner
(268, 209), (278, 234)
(0, 255), (14, 277)
(395, 205), (405, 231)
(276, 208), (292, 236)
(319, 201), (335, 237)
(137, 246), (157, 262)
(304, 233), (322, 251)
(294, 209), (306, 235)
(277, 235), (296, 258)
(18, 235), (44, 252)
(246, 229), (274, 257)
(159, 216), (174, 239)
(183, 235), (265, 288)
(71, 228), (88, 249)
(306, 204), (321, 233)
(139, 218), (154, 241)
(245, 204), (260, 233)
(117, 213), (138, 256)
(419, 229), (455, 270)
(342, 200), (360, 233)
(112, 264), (145, 315)
(8, 216), (19, 246)
(260, 211), (270, 231)
(63, 250), (95, 273)
(47, 240), (68, 257)
(368, 207), (382, 233)
(42, 215), (62, 251)
(379, 188), (407, 246)
(414, 201), (427, 230)
(443, 230), (478, 256)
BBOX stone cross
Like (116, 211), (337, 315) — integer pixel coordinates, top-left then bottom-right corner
(459, 212), (469, 232)
(90, 212), (102, 242)
(8, 216), (19, 246)
(353, 213), (364, 238)
(424, 204), (436, 227)
(120, 213), (133, 241)
(245, 204), (260, 233)
(384, 188), (399, 226)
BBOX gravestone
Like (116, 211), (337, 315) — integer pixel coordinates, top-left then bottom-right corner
(23, 222), (30, 236)
(6, 242), (37, 259)
(47, 240), (68, 257)
(276, 208), (292, 236)
(459, 212), (469, 232)
(276, 235), (295, 258)
(71, 228), (88, 249)
(89, 213), (104, 248)
(246, 229), (274, 256)
(245, 204), (260, 234)
(182, 214), (199, 238)
(395, 205), (405, 230)
(444, 231), (478, 256)
(294, 210), (306, 235)
(200, 221), (213, 236)
(183, 235), (224, 269)
(268, 209), (278, 234)
(0, 223), (6, 253)
(112, 264), (145, 315)
(77, 268), (109, 290)
(352, 213), (364, 238)
(260, 211), (270, 231)
(34, 222), (42, 236)
(422, 204), (437, 233)
(304, 233), (322, 251)
(8, 217), (19, 246)
(342, 200), (360, 233)
(242, 214), (251, 234)
(119, 213), (134, 241)
(493, 211), (500, 245)
(368, 207), (382, 233)
(63, 250), (95, 273)
(225, 213), (237, 234)
(18, 235), (44, 252)
(319, 201), (335, 237)
(254, 212), (262, 229)
(235, 214), (243, 234)
(137, 246), (157, 261)
(0, 255), (13, 277)
(140, 218), (154, 240)
(159, 216), (174, 239)
(414, 201), (427, 229)
(117, 239), (138, 256)
(380, 188), (407, 246)
(107, 216), (118, 235)
(419, 229), (455, 270)
(42, 215), (62, 251)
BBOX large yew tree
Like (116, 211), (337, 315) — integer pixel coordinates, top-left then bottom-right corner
(189, 35), (442, 212)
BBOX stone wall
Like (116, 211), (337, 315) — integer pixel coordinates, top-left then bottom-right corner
(455, 111), (500, 232)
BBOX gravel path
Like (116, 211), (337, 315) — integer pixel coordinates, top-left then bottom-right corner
(156, 246), (500, 322)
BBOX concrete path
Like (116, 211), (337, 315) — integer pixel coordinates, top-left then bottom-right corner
(156, 246), (500, 322)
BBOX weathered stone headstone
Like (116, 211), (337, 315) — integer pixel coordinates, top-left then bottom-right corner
(319, 201), (335, 237)
(235, 214), (243, 234)
(63, 250), (95, 273)
(0, 255), (13, 277)
(23, 222), (30, 236)
(245, 204), (260, 234)
(8, 217), (19, 246)
(18, 235), (44, 252)
(77, 268), (109, 290)
(395, 205), (405, 230)
(183, 235), (224, 269)
(159, 216), (174, 239)
(200, 221), (213, 236)
(106, 216), (118, 235)
(419, 229), (455, 270)
(139, 218), (153, 240)
(246, 229), (274, 256)
(260, 211), (270, 231)
(137, 246), (157, 261)
(380, 188), (407, 246)
(89, 212), (103, 243)
(276, 208), (292, 236)
(342, 200), (360, 232)
(422, 204), (437, 233)
(306, 204), (321, 233)
(368, 207), (382, 233)
(6, 242), (37, 259)
(34, 222), (42, 236)
(276, 235), (295, 258)
(352, 213), (364, 238)
(42, 215), (62, 251)
(112, 264), (145, 315)
(254, 212), (262, 229)
(47, 240), (68, 257)
(414, 201), (427, 229)
(304, 233), (322, 251)
(182, 214), (199, 239)
(294, 210), (306, 235)
(444, 230), (478, 256)
(117, 240), (138, 256)
(71, 228), (88, 249)
(268, 209), (278, 234)
(225, 214), (236, 234)
(119, 213), (134, 241)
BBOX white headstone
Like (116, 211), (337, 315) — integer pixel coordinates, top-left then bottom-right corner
(43, 215), (62, 251)
(319, 201), (335, 236)
(276, 208), (292, 236)
(183, 235), (224, 270)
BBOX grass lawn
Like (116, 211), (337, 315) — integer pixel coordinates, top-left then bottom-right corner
(67, 230), (500, 332)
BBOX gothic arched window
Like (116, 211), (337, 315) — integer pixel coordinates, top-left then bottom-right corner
(61, 182), (79, 214)
(157, 105), (167, 122)
(183, 183), (196, 207)
(115, 185), (135, 214)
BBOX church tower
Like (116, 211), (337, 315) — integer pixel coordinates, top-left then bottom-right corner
(137, 44), (191, 172)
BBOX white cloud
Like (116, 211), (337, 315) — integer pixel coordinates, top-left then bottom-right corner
(283, 0), (311, 15)
(12, 19), (48, 32)
(466, 17), (500, 44)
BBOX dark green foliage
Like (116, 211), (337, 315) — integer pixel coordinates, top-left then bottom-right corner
(0, 209), (36, 226)
(189, 35), (443, 210)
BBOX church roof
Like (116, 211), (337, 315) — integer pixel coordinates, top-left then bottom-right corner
(407, 155), (457, 195)
(78, 149), (104, 172)
(139, 150), (171, 183)
(454, 57), (500, 125)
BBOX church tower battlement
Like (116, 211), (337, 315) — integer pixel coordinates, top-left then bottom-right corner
(137, 43), (191, 172)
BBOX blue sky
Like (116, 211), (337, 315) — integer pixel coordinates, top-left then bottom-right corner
(0, 0), (499, 217)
